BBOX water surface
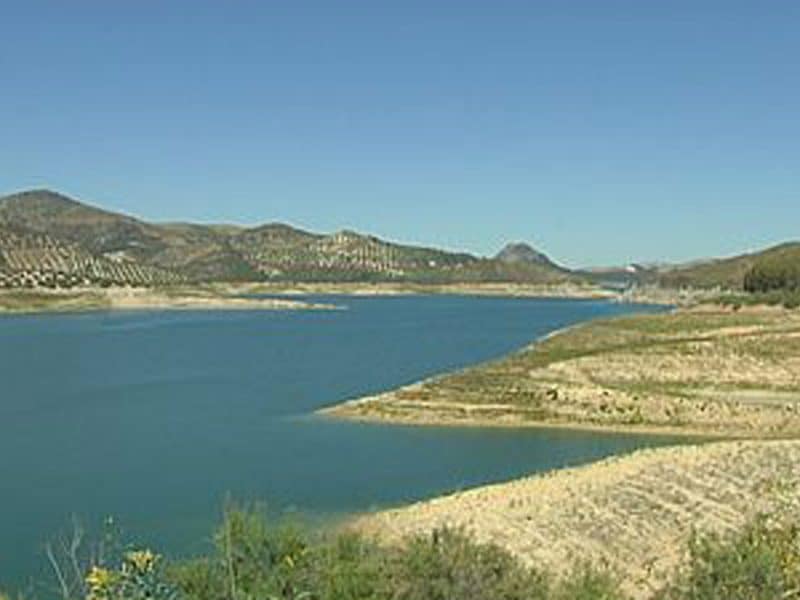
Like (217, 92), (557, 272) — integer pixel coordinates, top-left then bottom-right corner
(0, 295), (678, 590)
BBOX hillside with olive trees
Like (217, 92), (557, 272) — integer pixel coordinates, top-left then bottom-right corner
(0, 189), (575, 288)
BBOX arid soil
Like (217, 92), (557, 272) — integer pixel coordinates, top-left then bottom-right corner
(332, 306), (800, 596)
(351, 440), (800, 599)
(0, 286), (335, 314)
(222, 281), (620, 299)
(325, 306), (800, 437)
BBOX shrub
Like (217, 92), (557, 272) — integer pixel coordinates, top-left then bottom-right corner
(169, 503), (312, 600)
(166, 558), (222, 600)
(47, 506), (629, 600)
(169, 511), (553, 600)
(658, 518), (800, 600)
(551, 563), (627, 600)
(301, 532), (386, 600)
(744, 248), (800, 293)
(383, 528), (550, 600)
(717, 289), (800, 310)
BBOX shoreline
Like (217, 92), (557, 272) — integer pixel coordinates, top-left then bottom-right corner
(321, 305), (800, 438)
(326, 303), (800, 595)
(218, 281), (619, 299)
(0, 281), (682, 315)
(317, 405), (733, 440)
(0, 280), (692, 315)
(349, 439), (800, 598)
(221, 281), (718, 307)
(0, 287), (339, 315)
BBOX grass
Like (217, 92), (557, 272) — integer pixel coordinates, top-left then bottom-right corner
(718, 290), (800, 310)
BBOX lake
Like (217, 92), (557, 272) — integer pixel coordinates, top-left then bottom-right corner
(0, 295), (680, 591)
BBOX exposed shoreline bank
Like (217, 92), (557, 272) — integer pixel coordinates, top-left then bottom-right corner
(219, 281), (709, 306)
(322, 305), (800, 439)
(221, 281), (618, 299)
(318, 402), (731, 439)
(0, 280), (701, 315)
(0, 286), (338, 315)
(327, 305), (800, 595)
(349, 439), (800, 599)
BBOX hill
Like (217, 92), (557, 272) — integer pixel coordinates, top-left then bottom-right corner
(0, 189), (575, 288)
(0, 222), (183, 288)
(495, 242), (555, 267)
(655, 242), (800, 290)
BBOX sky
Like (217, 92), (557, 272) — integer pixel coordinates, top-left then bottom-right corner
(1, 1), (799, 267)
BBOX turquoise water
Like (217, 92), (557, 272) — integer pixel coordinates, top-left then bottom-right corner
(0, 295), (678, 591)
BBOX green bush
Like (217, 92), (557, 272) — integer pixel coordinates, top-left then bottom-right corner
(658, 518), (800, 600)
(169, 503), (312, 599)
(744, 247), (800, 293)
(301, 533), (386, 600)
(164, 506), (629, 600)
(717, 289), (800, 309)
(551, 563), (626, 600)
(383, 528), (549, 600)
(40, 507), (800, 600)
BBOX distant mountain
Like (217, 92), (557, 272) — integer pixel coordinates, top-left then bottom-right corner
(0, 189), (575, 288)
(495, 242), (556, 267)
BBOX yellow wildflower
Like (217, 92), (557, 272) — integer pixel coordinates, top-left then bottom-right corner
(85, 566), (115, 598)
(124, 549), (159, 574)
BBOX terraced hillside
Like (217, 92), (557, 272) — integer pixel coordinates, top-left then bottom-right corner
(327, 307), (800, 437)
(230, 226), (479, 281)
(0, 189), (574, 286)
(0, 190), (253, 282)
(0, 224), (183, 288)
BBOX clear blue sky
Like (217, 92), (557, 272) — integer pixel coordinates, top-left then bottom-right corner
(2, 1), (798, 267)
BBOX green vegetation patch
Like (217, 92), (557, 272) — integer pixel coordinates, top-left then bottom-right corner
(24, 505), (623, 600)
(11, 505), (800, 599)
(658, 516), (800, 600)
(719, 290), (800, 310)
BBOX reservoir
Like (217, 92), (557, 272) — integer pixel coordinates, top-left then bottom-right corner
(0, 295), (681, 590)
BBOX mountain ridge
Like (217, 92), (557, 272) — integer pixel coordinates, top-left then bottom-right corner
(3, 189), (794, 292)
(495, 242), (560, 268)
(0, 189), (573, 288)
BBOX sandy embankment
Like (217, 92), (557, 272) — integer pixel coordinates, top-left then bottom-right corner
(351, 440), (800, 599)
(102, 287), (336, 311)
(222, 281), (622, 300)
(330, 307), (800, 596)
(0, 286), (339, 314)
(324, 307), (800, 438)
(222, 281), (720, 306)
